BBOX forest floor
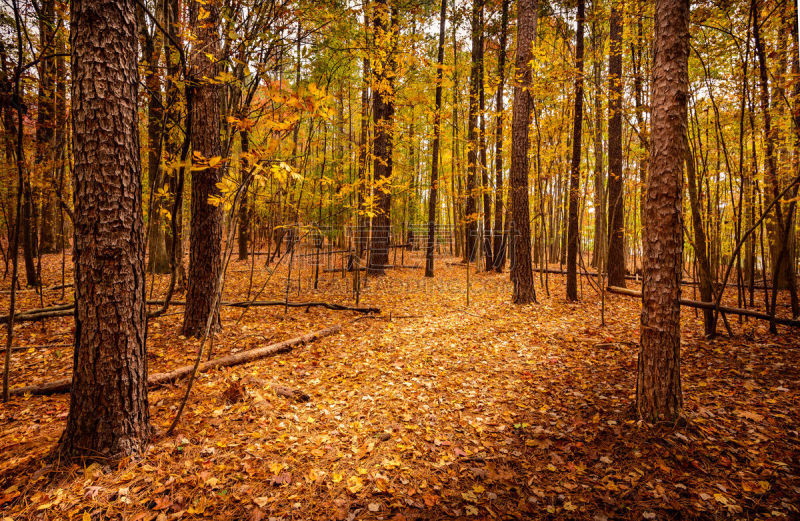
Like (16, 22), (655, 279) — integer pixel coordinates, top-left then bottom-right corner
(0, 249), (799, 520)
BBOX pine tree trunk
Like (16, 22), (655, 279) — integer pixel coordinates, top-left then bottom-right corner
(425, 0), (447, 278)
(509, 0), (538, 304)
(58, 0), (150, 460)
(636, 0), (689, 423)
(183, 0), (223, 337)
(606, 0), (625, 288)
(566, 0), (585, 301)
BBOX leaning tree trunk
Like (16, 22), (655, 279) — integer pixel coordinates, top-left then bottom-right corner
(425, 0), (447, 278)
(492, 0), (509, 272)
(183, 0), (223, 337)
(566, 0), (585, 301)
(367, 0), (395, 275)
(509, 0), (538, 304)
(57, 0), (150, 460)
(636, 0), (689, 423)
(606, 0), (625, 288)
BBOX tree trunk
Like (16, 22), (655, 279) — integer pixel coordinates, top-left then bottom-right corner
(425, 0), (447, 278)
(238, 130), (251, 260)
(357, 4), (371, 257)
(53, 19), (68, 251)
(58, 0), (150, 460)
(464, 0), (482, 263)
(509, 0), (538, 304)
(21, 175), (39, 287)
(686, 144), (715, 336)
(591, 10), (605, 271)
(606, 0), (625, 287)
(139, 1), (169, 274)
(566, 0), (585, 301)
(163, 0), (186, 291)
(367, 0), (395, 275)
(636, 0), (689, 423)
(478, 3), (492, 271)
(183, 0), (223, 337)
(493, 0), (509, 272)
(37, 0), (59, 254)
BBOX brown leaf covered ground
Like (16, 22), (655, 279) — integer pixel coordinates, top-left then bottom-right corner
(0, 250), (799, 520)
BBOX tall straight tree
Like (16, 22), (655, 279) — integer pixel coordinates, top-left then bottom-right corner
(509, 0), (537, 304)
(357, 2), (371, 257)
(493, 0), (509, 272)
(367, 0), (395, 274)
(636, 0), (689, 423)
(464, 0), (482, 263)
(183, 0), (223, 336)
(37, 0), (58, 254)
(137, 0), (169, 274)
(478, 2), (493, 271)
(590, 5), (605, 270)
(425, 0), (447, 277)
(566, 0), (585, 300)
(58, 0), (150, 459)
(606, 0), (625, 287)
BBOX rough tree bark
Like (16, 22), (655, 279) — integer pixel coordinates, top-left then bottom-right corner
(566, 0), (585, 301)
(509, 0), (538, 304)
(57, 0), (150, 460)
(606, 0), (625, 287)
(636, 0), (689, 423)
(425, 0), (447, 278)
(183, 0), (223, 336)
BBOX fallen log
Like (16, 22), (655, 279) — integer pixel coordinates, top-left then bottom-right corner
(0, 299), (378, 324)
(323, 265), (422, 273)
(9, 325), (341, 396)
(606, 286), (800, 328)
